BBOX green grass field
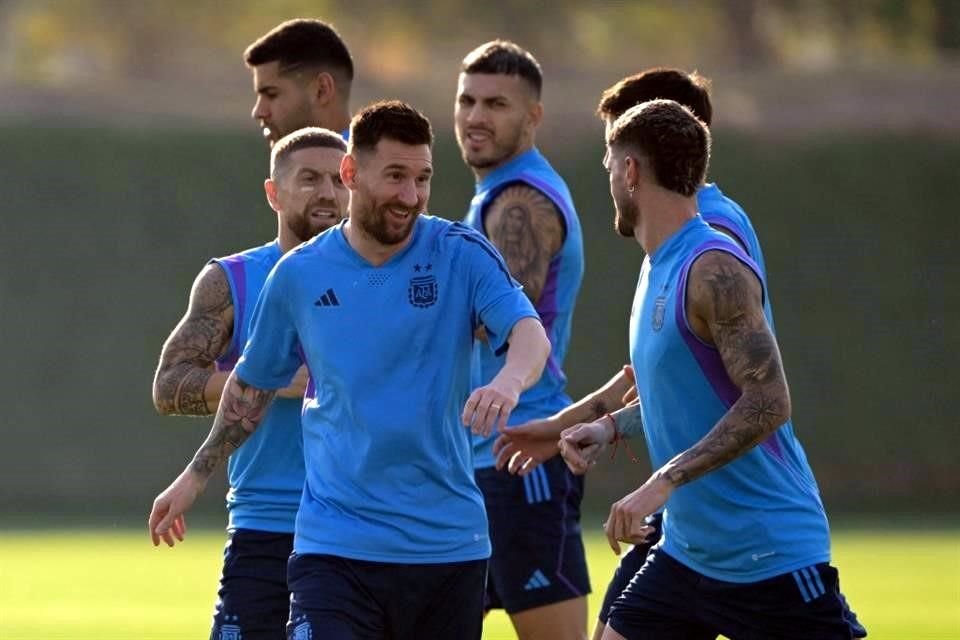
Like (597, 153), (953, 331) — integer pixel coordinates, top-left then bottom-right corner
(1, 527), (957, 639)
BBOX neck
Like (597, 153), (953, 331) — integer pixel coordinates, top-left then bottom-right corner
(277, 228), (299, 254)
(342, 217), (414, 267)
(316, 103), (351, 135)
(633, 189), (698, 255)
(472, 141), (534, 182)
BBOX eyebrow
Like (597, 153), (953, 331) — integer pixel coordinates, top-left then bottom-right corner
(383, 163), (433, 174)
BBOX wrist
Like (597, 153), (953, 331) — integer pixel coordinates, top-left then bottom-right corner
(600, 413), (618, 444)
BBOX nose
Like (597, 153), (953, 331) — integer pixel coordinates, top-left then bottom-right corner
(252, 96), (267, 121)
(465, 104), (484, 125)
(316, 175), (336, 200)
(397, 179), (419, 207)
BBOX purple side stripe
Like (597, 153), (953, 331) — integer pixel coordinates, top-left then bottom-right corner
(215, 256), (246, 372)
(675, 240), (786, 463)
(538, 256), (563, 379)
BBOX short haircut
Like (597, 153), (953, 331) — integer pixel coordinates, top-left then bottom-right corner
(607, 99), (710, 197)
(598, 68), (712, 126)
(244, 19), (354, 83)
(348, 100), (433, 154)
(270, 127), (347, 179)
(461, 40), (543, 98)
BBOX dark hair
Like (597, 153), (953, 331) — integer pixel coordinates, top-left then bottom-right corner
(349, 100), (433, 153)
(244, 19), (354, 83)
(461, 40), (543, 98)
(607, 99), (710, 197)
(598, 68), (712, 126)
(270, 127), (347, 178)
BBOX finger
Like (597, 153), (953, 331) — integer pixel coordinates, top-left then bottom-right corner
(622, 364), (635, 383)
(603, 517), (621, 555)
(626, 525), (655, 545)
(475, 398), (504, 437)
(559, 438), (589, 474)
(492, 433), (511, 456)
(517, 457), (539, 477)
(580, 443), (602, 466)
(461, 390), (481, 427)
(171, 515), (186, 542)
(494, 441), (516, 470)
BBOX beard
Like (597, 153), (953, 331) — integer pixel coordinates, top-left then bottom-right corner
(357, 199), (420, 245)
(614, 192), (638, 238)
(458, 123), (525, 170)
(288, 201), (342, 243)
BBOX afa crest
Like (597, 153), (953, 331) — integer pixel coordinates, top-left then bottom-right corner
(652, 295), (667, 331)
(409, 275), (438, 308)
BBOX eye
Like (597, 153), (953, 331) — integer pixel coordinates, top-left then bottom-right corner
(458, 95), (473, 107)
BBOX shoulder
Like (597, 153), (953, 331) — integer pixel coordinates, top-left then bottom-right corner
(189, 262), (233, 312)
(687, 248), (764, 317)
(485, 183), (565, 245)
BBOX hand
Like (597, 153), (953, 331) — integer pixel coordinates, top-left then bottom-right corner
(462, 374), (522, 438)
(558, 418), (616, 475)
(276, 365), (309, 399)
(148, 469), (206, 548)
(474, 325), (489, 343)
(492, 417), (563, 475)
(603, 473), (673, 554)
(621, 364), (638, 406)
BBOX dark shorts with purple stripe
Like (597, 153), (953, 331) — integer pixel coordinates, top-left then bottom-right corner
(475, 455), (591, 614)
(607, 549), (867, 640)
(598, 512), (663, 624)
(210, 528), (293, 640)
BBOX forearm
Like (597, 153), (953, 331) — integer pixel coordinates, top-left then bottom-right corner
(659, 383), (790, 488)
(187, 372), (275, 480)
(610, 403), (644, 438)
(552, 367), (634, 431)
(496, 317), (550, 392)
(153, 364), (229, 416)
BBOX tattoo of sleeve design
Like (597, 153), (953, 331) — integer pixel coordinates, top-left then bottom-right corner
(662, 254), (790, 488)
(190, 375), (275, 477)
(153, 265), (233, 416)
(486, 185), (564, 303)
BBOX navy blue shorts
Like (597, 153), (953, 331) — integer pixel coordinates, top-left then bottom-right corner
(211, 528), (293, 640)
(285, 552), (486, 640)
(607, 549), (867, 640)
(475, 455), (591, 614)
(598, 513), (663, 624)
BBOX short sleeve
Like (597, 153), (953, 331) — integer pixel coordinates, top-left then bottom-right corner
(234, 261), (302, 389)
(454, 224), (539, 354)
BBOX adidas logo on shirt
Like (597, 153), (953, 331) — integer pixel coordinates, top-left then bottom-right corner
(314, 288), (340, 307)
(523, 569), (552, 591)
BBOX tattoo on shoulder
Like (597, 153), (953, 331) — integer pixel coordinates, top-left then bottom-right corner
(153, 265), (233, 416)
(486, 184), (564, 303)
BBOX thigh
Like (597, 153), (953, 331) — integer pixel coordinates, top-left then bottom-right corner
(404, 559), (487, 640)
(478, 457), (591, 615)
(598, 513), (663, 625)
(607, 550), (716, 640)
(211, 529), (293, 640)
(702, 564), (866, 640)
(285, 553), (385, 640)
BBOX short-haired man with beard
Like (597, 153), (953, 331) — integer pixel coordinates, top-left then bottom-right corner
(149, 101), (551, 640)
(561, 98), (862, 640)
(245, 18), (354, 146)
(152, 127), (348, 639)
(456, 40), (590, 640)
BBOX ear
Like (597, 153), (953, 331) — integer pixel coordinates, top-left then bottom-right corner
(340, 153), (358, 190)
(527, 100), (544, 128)
(264, 178), (281, 213)
(624, 154), (642, 190)
(312, 71), (336, 106)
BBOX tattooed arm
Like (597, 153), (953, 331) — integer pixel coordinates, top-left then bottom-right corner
(152, 264), (233, 416)
(485, 184), (565, 304)
(148, 371), (275, 546)
(601, 250), (791, 552)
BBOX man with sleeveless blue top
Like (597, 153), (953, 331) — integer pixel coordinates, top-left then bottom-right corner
(455, 40), (590, 639)
(151, 128), (348, 639)
(149, 101), (551, 640)
(557, 99), (863, 640)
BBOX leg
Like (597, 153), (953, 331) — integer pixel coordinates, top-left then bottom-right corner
(593, 514), (663, 640)
(477, 457), (592, 640)
(404, 559), (487, 640)
(210, 529), (293, 640)
(285, 553), (386, 640)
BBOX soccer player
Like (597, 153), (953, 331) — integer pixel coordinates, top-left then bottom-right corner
(151, 128), (348, 640)
(149, 100), (551, 640)
(246, 19), (354, 146)
(455, 40), (590, 639)
(562, 98), (863, 640)
(493, 68), (779, 640)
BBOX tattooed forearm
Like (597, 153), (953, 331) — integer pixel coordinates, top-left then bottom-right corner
(612, 404), (645, 438)
(588, 398), (608, 421)
(153, 264), (233, 416)
(663, 251), (791, 488)
(189, 375), (275, 478)
(486, 185), (564, 304)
